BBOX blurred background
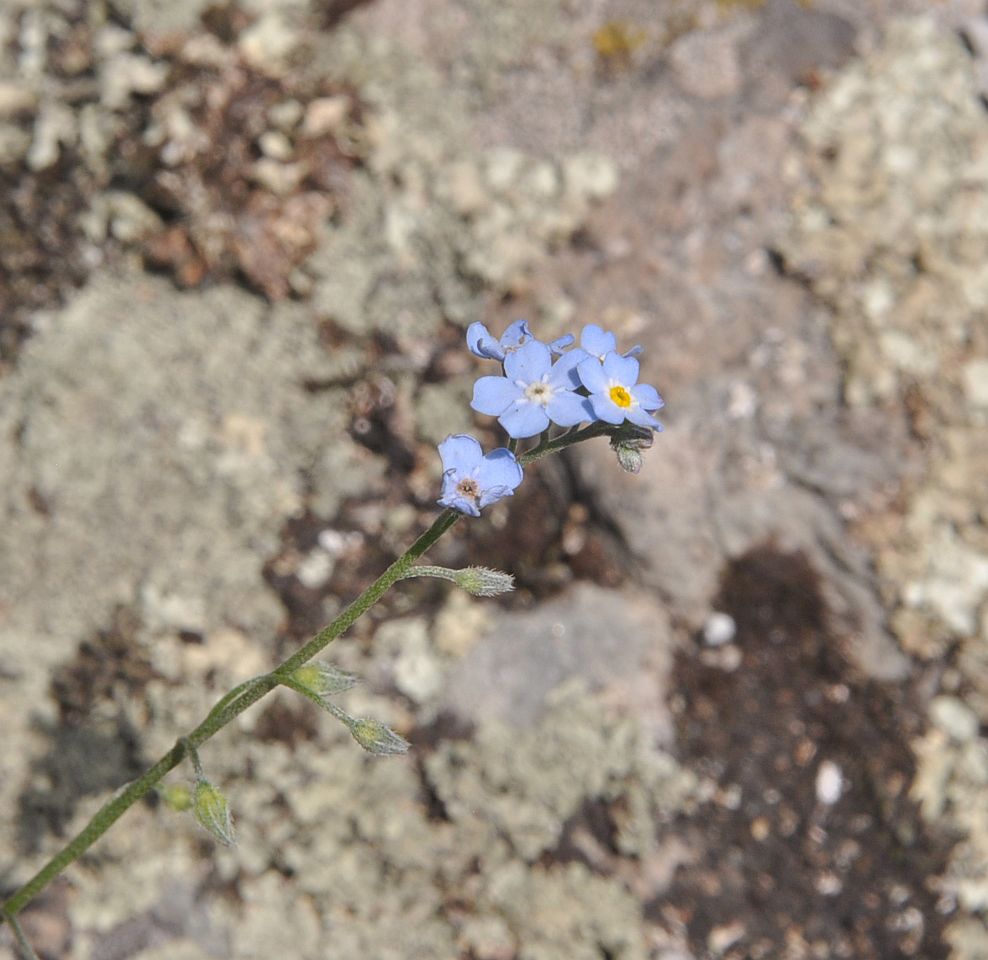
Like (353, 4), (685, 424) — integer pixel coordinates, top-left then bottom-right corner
(2, 0), (987, 957)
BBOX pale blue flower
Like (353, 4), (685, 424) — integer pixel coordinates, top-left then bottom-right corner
(578, 323), (642, 361)
(438, 434), (523, 517)
(471, 340), (593, 439)
(577, 351), (664, 430)
(466, 320), (534, 361)
(467, 320), (574, 361)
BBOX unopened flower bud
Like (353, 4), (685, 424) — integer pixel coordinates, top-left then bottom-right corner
(291, 662), (359, 698)
(453, 566), (515, 597)
(160, 783), (192, 812)
(347, 718), (410, 756)
(613, 441), (643, 474)
(400, 564), (514, 597)
(610, 431), (653, 474)
(193, 779), (236, 846)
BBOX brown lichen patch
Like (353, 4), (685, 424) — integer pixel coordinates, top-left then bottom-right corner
(666, 545), (953, 959)
(460, 458), (630, 601)
(12, 608), (157, 853)
(315, 0), (378, 30)
(0, 2), (363, 372)
(137, 61), (361, 300)
(0, 152), (94, 371)
(50, 607), (158, 725)
(253, 697), (320, 748)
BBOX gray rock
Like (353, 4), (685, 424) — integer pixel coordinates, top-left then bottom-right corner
(444, 583), (672, 729)
(669, 27), (744, 101)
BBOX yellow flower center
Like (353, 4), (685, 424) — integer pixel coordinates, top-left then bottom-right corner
(609, 385), (632, 408)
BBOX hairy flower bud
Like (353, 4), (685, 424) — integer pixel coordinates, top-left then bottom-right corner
(453, 566), (515, 597)
(160, 783), (192, 812)
(291, 662), (359, 698)
(610, 429), (653, 474)
(193, 780), (236, 846)
(347, 718), (410, 756)
(612, 440), (643, 474)
(400, 564), (514, 597)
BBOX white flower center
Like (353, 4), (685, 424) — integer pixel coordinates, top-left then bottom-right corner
(456, 477), (480, 500)
(523, 379), (554, 406)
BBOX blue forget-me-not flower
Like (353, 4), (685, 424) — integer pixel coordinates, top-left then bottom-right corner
(467, 320), (573, 361)
(576, 323), (642, 361)
(438, 434), (524, 517)
(471, 339), (593, 438)
(577, 351), (664, 430)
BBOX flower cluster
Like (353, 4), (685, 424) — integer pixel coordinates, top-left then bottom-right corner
(437, 320), (663, 517)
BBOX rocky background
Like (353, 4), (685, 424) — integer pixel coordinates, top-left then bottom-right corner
(2, 1), (987, 958)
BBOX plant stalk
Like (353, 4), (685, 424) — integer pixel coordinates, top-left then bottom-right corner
(0, 423), (622, 924)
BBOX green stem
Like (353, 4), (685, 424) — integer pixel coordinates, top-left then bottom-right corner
(0, 509), (459, 922)
(3, 911), (40, 960)
(518, 421), (614, 465)
(203, 675), (268, 724)
(0, 421), (624, 924)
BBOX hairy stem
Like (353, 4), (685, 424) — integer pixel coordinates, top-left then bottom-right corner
(0, 422), (624, 924)
(2, 911), (40, 960)
(1, 508), (459, 921)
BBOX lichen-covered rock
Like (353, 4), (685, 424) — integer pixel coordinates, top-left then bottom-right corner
(427, 682), (695, 862)
(781, 17), (988, 951)
(301, 26), (618, 337)
(0, 273), (383, 863)
(783, 13), (988, 669)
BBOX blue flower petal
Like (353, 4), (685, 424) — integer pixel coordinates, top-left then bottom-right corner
(546, 392), (594, 427)
(630, 383), (664, 411)
(626, 406), (663, 430)
(438, 488), (482, 517)
(624, 344), (643, 358)
(466, 322), (505, 360)
(580, 324), (617, 358)
(589, 393), (625, 425)
(548, 348), (590, 389)
(549, 333), (576, 355)
(602, 351), (639, 386)
(499, 400), (550, 438)
(472, 376), (521, 416)
(438, 434), (484, 472)
(479, 448), (524, 492)
(503, 339), (552, 382)
(501, 319), (532, 350)
(477, 485), (515, 509)
(577, 356), (610, 394)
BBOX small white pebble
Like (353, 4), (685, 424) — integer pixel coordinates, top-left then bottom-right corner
(296, 550), (333, 589)
(317, 529), (362, 555)
(929, 695), (980, 742)
(258, 129), (293, 161)
(707, 920), (746, 955)
(727, 381), (757, 419)
(703, 611), (736, 647)
(815, 760), (843, 806)
(815, 871), (842, 896)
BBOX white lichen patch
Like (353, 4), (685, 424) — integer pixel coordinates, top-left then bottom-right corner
(782, 17), (988, 952)
(0, 273), (384, 873)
